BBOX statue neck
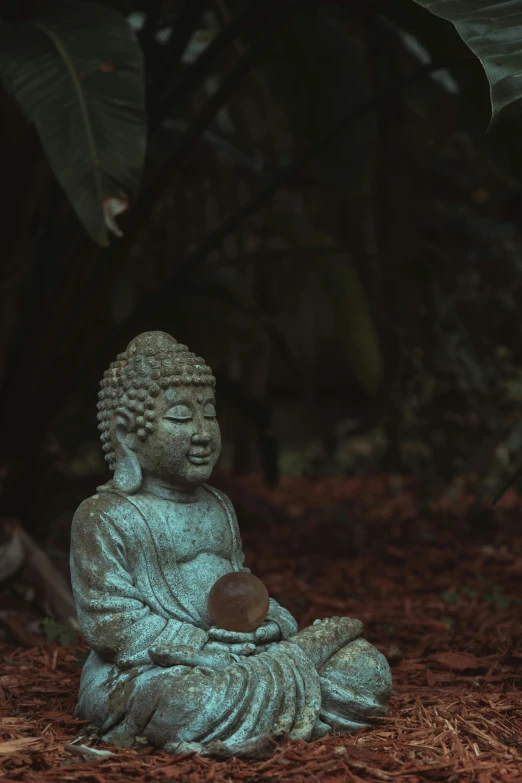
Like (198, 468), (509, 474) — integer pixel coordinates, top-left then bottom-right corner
(140, 476), (202, 504)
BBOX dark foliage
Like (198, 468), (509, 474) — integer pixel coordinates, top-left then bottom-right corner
(1, 1), (522, 535)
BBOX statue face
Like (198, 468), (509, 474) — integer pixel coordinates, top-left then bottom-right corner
(130, 384), (221, 490)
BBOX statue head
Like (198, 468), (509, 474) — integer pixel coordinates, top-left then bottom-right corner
(97, 331), (221, 494)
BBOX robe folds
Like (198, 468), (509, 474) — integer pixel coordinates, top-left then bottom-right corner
(70, 483), (392, 756)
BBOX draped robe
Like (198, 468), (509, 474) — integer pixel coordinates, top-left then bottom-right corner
(70, 483), (392, 756)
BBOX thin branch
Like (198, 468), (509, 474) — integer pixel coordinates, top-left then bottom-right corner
(149, 0), (209, 118)
(141, 0), (300, 223)
(212, 0), (245, 58)
(149, 0), (278, 133)
(161, 119), (264, 171)
(222, 247), (351, 264)
(63, 61), (460, 410)
(138, 1), (165, 58)
(35, 0), (291, 390)
(124, 61), (455, 328)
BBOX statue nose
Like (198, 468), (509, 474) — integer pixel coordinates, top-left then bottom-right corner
(192, 429), (211, 444)
(192, 411), (212, 443)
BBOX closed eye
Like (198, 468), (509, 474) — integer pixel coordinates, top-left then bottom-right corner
(164, 404), (192, 421)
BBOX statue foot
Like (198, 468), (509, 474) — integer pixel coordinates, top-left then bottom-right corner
(286, 617), (363, 671)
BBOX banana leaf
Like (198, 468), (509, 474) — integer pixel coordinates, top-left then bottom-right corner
(412, 0), (522, 124)
(0, 1), (146, 246)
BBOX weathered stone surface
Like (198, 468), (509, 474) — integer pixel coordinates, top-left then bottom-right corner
(70, 331), (392, 756)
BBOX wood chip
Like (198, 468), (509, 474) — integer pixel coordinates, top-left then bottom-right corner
(1, 475), (522, 782)
(0, 737), (43, 755)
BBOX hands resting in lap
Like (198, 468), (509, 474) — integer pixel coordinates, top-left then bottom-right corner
(206, 620), (281, 654)
(148, 621), (281, 669)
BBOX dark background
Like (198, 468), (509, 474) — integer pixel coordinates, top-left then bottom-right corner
(1, 8), (522, 779)
(2, 0), (522, 541)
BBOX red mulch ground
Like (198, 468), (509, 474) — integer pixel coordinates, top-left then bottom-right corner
(1, 474), (522, 782)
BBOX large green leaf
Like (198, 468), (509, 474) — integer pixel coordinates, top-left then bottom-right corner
(261, 8), (376, 196)
(411, 0), (522, 123)
(255, 208), (383, 394)
(0, 1), (146, 246)
(308, 244), (383, 396)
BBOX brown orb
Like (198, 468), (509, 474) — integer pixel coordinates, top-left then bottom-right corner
(208, 572), (270, 632)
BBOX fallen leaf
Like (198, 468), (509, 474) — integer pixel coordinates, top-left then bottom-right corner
(428, 651), (482, 671)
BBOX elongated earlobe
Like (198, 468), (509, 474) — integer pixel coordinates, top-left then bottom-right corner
(112, 409), (142, 494)
(113, 448), (142, 494)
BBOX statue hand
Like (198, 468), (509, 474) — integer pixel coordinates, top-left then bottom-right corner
(254, 621), (281, 643)
(208, 621), (280, 646)
(149, 644), (196, 667)
(149, 643), (233, 668)
(203, 639), (256, 656)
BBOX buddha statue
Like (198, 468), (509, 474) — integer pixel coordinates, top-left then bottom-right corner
(70, 331), (392, 756)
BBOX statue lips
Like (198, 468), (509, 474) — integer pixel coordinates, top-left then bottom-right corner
(187, 450), (212, 465)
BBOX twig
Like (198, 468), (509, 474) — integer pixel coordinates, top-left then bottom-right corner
(64, 743), (114, 760)
(13, 521), (78, 626)
(149, 0), (208, 118)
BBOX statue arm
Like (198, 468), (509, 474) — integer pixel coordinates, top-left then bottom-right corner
(215, 488), (298, 641)
(70, 499), (208, 668)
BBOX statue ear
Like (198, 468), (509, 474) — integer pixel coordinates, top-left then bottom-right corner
(112, 408), (142, 494)
(113, 408), (132, 445)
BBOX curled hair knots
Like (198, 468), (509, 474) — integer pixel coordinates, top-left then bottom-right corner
(96, 331), (216, 471)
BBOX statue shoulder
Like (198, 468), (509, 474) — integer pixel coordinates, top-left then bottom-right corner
(202, 484), (235, 516)
(72, 489), (139, 532)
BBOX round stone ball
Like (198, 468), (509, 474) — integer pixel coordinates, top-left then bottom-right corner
(208, 572), (270, 632)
